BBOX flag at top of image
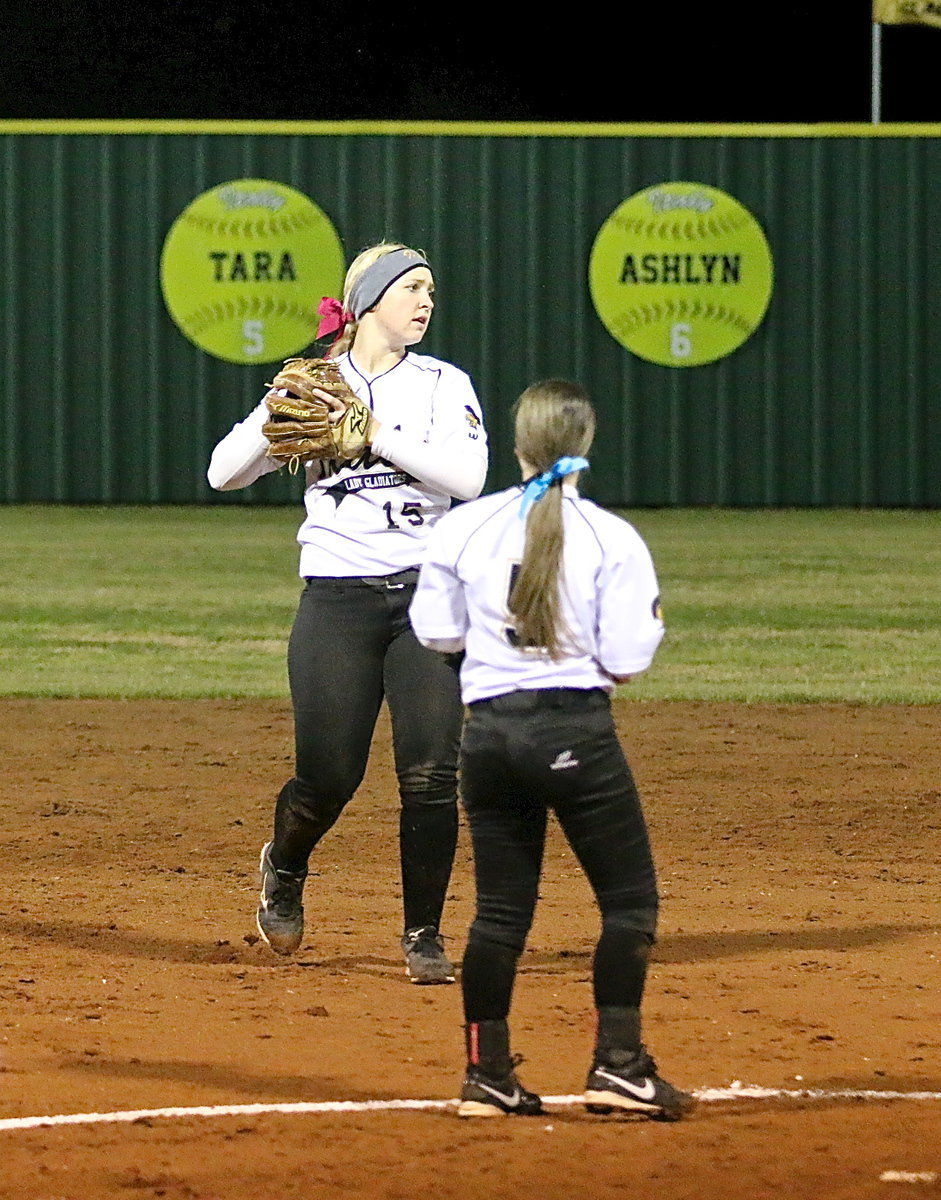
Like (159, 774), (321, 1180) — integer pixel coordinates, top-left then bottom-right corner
(874, 0), (941, 27)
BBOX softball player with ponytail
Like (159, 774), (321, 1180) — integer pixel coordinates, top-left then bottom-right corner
(410, 379), (693, 1118)
(208, 242), (488, 983)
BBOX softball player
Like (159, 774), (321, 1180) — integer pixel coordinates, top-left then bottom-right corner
(207, 242), (488, 983)
(410, 379), (693, 1117)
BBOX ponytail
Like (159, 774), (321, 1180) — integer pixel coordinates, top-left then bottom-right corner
(509, 381), (595, 659)
(510, 481), (568, 657)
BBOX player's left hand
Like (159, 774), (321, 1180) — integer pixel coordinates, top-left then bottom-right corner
(261, 358), (373, 466)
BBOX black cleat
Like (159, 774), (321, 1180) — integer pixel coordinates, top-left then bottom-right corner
(584, 1049), (695, 1121)
(256, 841), (306, 955)
(401, 926), (455, 984)
(457, 1062), (543, 1118)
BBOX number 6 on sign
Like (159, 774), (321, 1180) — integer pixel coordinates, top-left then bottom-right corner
(588, 181), (774, 367)
(243, 320), (264, 357)
(670, 323), (692, 359)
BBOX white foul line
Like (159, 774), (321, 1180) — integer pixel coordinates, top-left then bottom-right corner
(0, 1085), (940, 1132)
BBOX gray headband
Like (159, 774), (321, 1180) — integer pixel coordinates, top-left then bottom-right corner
(347, 248), (431, 320)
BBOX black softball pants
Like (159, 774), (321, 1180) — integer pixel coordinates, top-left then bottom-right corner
(459, 688), (659, 1022)
(270, 570), (463, 934)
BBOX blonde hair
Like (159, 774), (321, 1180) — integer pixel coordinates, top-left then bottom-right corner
(509, 380), (596, 659)
(329, 241), (426, 357)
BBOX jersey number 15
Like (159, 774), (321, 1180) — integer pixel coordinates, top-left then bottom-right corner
(382, 501), (425, 530)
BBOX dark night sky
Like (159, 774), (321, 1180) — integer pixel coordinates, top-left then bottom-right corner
(2, 2), (940, 122)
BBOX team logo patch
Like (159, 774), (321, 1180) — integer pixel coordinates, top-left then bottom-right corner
(549, 749), (579, 771)
(464, 406), (481, 439)
(322, 469), (411, 510)
(652, 596), (664, 621)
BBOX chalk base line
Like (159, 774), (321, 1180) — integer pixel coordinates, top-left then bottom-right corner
(0, 1084), (939, 1132)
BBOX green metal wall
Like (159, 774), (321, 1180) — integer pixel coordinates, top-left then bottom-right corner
(1, 120), (939, 506)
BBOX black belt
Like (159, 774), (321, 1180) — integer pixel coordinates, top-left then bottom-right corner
(469, 687), (608, 711)
(304, 567), (420, 587)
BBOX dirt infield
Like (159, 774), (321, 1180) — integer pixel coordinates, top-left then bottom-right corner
(0, 698), (938, 1199)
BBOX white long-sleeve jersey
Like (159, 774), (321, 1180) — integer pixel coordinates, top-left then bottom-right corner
(208, 350), (489, 577)
(409, 484), (664, 704)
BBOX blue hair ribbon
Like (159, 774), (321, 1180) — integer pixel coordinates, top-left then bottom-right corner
(519, 456), (589, 518)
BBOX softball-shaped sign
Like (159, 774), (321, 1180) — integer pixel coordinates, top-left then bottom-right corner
(589, 182), (773, 367)
(160, 179), (344, 364)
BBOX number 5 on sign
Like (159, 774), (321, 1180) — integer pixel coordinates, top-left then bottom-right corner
(670, 323), (692, 359)
(243, 320), (264, 357)
(160, 178), (344, 365)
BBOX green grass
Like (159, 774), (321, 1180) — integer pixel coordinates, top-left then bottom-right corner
(0, 505), (939, 702)
(626, 508), (941, 703)
(0, 506), (302, 698)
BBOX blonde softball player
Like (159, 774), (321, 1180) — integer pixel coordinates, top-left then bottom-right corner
(208, 242), (488, 983)
(410, 379), (693, 1117)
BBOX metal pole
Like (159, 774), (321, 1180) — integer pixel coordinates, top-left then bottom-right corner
(872, 21), (883, 124)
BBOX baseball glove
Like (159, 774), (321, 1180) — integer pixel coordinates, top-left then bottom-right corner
(262, 357), (372, 467)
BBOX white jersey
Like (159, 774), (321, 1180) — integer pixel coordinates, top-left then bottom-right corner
(409, 484), (664, 704)
(207, 350), (488, 577)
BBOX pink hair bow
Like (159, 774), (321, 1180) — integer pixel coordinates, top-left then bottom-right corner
(316, 296), (354, 343)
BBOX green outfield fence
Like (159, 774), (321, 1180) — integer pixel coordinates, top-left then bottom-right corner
(1, 120), (940, 507)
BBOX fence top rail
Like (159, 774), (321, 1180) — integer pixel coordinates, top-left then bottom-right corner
(2, 119), (941, 139)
